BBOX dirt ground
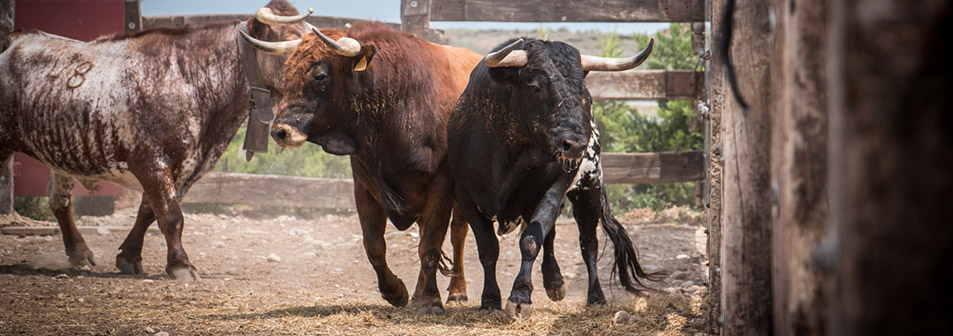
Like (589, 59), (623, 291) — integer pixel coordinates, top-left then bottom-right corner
(0, 206), (709, 335)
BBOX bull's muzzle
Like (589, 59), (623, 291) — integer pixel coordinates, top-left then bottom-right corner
(271, 123), (309, 148)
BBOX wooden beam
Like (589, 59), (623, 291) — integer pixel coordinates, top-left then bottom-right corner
(706, 0), (725, 334)
(124, 0), (141, 32)
(586, 70), (702, 100)
(142, 15), (401, 30)
(770, 0), (829, 334)
(0, 159), (11, 215)
(180, 152), (702, 209)
(601, 151), (705, 184)
(720, 0), (774, 334)
(430, 0), (705, 22)
(0, 0), (12, 215)
(182, 173), (356, 209)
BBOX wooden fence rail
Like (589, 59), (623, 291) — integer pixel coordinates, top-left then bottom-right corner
(183, 151), (705, 209)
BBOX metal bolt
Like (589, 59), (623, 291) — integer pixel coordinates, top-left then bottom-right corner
(718, 315), (725, 324)
(410, 1), (418, 8)
(127, 22), (136, 29)
(715, 267), (721, 273)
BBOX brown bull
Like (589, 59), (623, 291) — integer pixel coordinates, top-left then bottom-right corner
(0, 0), (310, 280)
(241, 17), (481, 313)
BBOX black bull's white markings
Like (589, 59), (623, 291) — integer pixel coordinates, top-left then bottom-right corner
(447, 37), (663, 317)
(0, 0), (311, 280)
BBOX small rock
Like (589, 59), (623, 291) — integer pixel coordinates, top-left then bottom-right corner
(211, 241), (226, 249)
(266, 253), (281, 263)
(55, 273), (68, 279)
(77, 298), (85, 303)
(676, 254), (690, 260)
(97, 227), (111, 235)
(563, 272), (578, 279)
(142, 279), (154, 284)
(300, 251), (317, 258)
(145, 326), (156, 333)
(155, 332), (170, 336)
(613, 310), (636, 325)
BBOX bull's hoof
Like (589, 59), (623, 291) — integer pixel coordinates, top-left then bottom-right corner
(412, 301), (445, 315)
(504, 299), (534, 319)
(68, 249), (96, 268)
(166, 265), (201, 281)
(446, 294), (468, 306)
(115, 255), (144, 275)
(586, 297), (608, 306)
(545, 284), (566, 302)
(382, 280), (409, 307)
(478, 306), (503, 315)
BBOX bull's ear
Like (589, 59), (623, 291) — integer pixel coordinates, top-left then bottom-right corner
(353, 45), (377, 72)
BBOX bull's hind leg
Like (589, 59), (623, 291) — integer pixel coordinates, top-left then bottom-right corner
(355, 184), (409, 307)
(445, 204), (469, 305)
(129, 161), (198, 281)
(48, 172), (96, 268)
(115, 197), (155, 274)
(567, 186), (607, 305)
(541, 226), (566, 301)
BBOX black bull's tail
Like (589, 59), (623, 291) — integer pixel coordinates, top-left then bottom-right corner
(599, 187), (665, 293)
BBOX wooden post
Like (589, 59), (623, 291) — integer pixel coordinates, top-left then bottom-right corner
(719, 0), (773, 334)
(124, 0), (141, 32)
(0, 0), (13, 215)
(401, 0), (431, 37)
(769, 0), (829, 334)
(706, 0), (725, 333)
(828, 0), (953, 334)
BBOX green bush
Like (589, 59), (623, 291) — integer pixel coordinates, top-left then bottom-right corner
(595, 23), (704, 211)
(214, 127), (352, 178)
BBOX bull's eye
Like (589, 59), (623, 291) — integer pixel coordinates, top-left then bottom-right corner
(314, 73), (328, 82)
(527, 82), (542, 93)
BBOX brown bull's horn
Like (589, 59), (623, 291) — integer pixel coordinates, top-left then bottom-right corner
(239, 29), (301, 55)
(311, 27), (361, 57)
(255, 7), (314, 26)
(580, 37), (654, 71)
(484, 38), (527, 67)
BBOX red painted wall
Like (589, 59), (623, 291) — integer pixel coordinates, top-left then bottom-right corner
(12, 0), (127, 197)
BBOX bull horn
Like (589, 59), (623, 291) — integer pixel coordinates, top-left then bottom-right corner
(580, 38), (654, 71)
(255, 7), (314, 26)
(484, 38), (527, 67)
(311, 27), (362, 57)
(239, 29), (301, 55)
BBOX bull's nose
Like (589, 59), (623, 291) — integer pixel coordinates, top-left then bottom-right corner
(271, 128), (288, 143)
(270, 123), (308, 147)
(558, 136), (586, 158)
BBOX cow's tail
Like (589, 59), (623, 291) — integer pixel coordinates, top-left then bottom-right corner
(599, 187), (665, 293)
(437, 250), (453, 277)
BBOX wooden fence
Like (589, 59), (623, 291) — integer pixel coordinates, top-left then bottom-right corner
(182, 151), (705, 208)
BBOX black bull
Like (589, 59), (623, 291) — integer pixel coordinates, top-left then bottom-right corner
(448, 38), (663, 317)
(0, 1), (310, 280)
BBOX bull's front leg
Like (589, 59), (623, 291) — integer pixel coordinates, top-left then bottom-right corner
(505, 174), (572, 319)
(410, 173), (456, 315)
(541, 225), (566, 302)
(48, 172), (96, 268)
(354, 183), (408, 307)
(116, 197), (155, 275)
(129, 160), (198, 281)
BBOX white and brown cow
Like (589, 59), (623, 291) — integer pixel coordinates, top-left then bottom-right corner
(0, 0), (310, 280)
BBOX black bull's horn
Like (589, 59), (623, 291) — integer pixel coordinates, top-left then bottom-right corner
(484, 37), (655, 71)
